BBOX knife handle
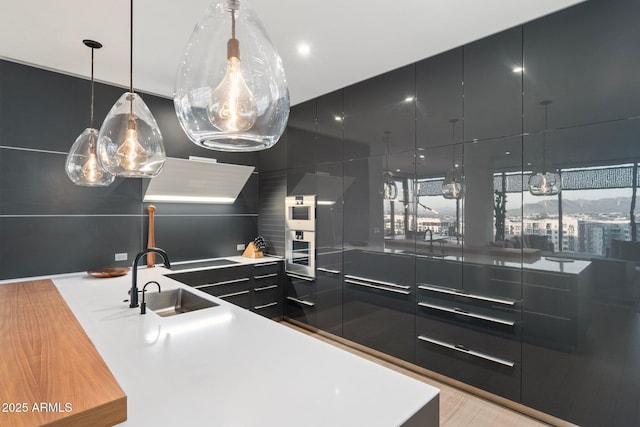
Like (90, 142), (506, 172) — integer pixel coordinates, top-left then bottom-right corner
(147, 205), (156, 268)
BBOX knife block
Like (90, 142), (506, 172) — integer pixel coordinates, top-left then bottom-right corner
(242, 242), (264, 258)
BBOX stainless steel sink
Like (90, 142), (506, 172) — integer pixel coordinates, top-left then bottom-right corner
(144, 288), (218, 317)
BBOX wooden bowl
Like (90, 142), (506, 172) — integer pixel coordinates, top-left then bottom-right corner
(87, 267), (130, 278)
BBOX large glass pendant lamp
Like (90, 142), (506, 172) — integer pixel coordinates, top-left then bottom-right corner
(174, 0), (289, 152)
(528, 100), (561, 196)
(97, 0), (165, 177)
(65, 40), (115, 187)
(441, 119), (463, 199)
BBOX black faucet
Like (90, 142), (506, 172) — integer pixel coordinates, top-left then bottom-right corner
(140, 281), (161, 314)
(129, 247), (170, 308)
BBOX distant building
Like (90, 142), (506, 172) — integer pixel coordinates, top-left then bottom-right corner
(578, 219), (631, 256)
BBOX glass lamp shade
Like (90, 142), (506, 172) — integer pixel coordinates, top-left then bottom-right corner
(382, 172), (398, 200)
(97, 92), (166, 177)
(441, 179), (463, 199)
(442, 168), (463, 199)
(65, 128), (115, 187)
(174, 0), (289, 152)
(528, 171), (561, 196)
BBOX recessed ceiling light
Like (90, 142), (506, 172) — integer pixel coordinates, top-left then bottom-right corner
(396, 169), (401, 172)
(512, 66), (524, 73)
(334, 115), (342, 121)
(297, 43), (311, 56)
(505, 151), (511, 155)
(419, 154), (425, 159)
(404, 96), (415, 102)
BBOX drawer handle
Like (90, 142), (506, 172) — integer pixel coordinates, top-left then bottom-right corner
(317, 267), (341, 275)
(219, 290), (250, 299)
(417, 284), (515, 306)
(254, 302), (278, 310)
(255, 262), (279, 267)
(193, 277), (250, 289)
(287, 272), (315, 282)
(418, 301), (515, 326)
(254, 284), (278, 292)
(254, 273), (278, 280)
(345, 279), (411, 295)
(417, 335), (515, 368)
(286, 296), (315, 307)
(344, 275), (410, 290)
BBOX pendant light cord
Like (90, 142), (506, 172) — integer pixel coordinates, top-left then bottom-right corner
(130, 0), (133, 95)
(232, 9), (236, 39)
(90, 47), (95, 130)
(129, 0), (134, 120)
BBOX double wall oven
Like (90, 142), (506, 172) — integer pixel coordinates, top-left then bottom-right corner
(285, 195), (315, 278)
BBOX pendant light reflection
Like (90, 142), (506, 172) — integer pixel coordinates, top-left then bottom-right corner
(65, 40), (114, 187)
(528, 101), (561, 196)
(441, 119), (463, 199)
(97, 0), (165, 177)
(382, 131), (397, 200)
(174, 0), (289, 152)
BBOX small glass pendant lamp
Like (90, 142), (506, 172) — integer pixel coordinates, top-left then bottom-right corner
(97, 0), (166, 177)
(174, 0), (289, 151)
(441, 120), (463, 199)
(65, 40), (115, 187)
(528, 100), (561, 196)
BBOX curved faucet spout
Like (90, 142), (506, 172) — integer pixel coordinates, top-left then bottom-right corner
(130, 247), (171, 308)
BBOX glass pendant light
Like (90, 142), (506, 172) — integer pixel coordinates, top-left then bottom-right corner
(383, 171), (398, 200)
(442, 119), (463, 199)
(97, 0), (165, 177)
(174, 0), (289, 152)
(528, 100), (561, 196)
(65, 40), (115, 187)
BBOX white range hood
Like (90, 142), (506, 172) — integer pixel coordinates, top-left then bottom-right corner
(143, 157), (255, 204)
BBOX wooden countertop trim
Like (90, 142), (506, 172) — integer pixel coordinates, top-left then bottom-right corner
(0, 280), (126, 427)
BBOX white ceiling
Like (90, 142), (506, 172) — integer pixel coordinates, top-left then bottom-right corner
(0, 0), (584, 106)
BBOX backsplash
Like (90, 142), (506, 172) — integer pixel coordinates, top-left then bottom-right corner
(0, 60), (259, 280)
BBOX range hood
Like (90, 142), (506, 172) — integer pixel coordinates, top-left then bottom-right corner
(143, 157), (254, 204)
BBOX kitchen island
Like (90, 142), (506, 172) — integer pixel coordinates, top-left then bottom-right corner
(3, 256), (439, 426)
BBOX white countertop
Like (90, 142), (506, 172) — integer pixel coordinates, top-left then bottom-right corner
(42, 257), (438, 426)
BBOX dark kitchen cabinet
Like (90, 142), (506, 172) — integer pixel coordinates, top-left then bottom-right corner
(259, 129), (287, 172)
(463, 27), (522, 142)
(523, 0), (640, 133)
(316, 90), (344, 163)
(287, 99), (316, 168)
(343, 151), (415, 255)
(343, 250), (415, 362)
(343, 65), (415, 159)
(166, 265), (252, 310)
(285, 271), (316, 327)
(315, 161), (344, 336)
(251, 261), (284, 319)
(287, 166), (316, 197)
(416, 48), (463, 149)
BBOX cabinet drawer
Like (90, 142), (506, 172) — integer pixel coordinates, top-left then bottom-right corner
(253, 284), (280, 307)
(252, 261), (282, 276)
(524, 284), (574, 318)
(219, 290), (250, 310)
(166, 265), (251, 287)
(253, 301), (281, 319)
(253, 272), (279, 288)
(416, 333), (521, 402)
(523, 311), (577, 349)
(197, 277), (251, 298)
(416, 313), (520, 362)
(286, 272), (316, 303)
(286, 296), (316, 326)
(523, 270), (573, 291)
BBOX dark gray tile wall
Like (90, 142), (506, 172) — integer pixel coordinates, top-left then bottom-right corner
(0, 59), (259, 280)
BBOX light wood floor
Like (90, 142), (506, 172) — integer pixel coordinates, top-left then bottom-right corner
(283, 321), (558, 427)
